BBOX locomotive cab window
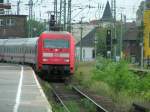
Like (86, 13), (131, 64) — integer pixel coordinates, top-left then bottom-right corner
(44, 39), (69, 48)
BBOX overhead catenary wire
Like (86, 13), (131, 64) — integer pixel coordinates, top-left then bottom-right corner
(8, 0), (144, 22)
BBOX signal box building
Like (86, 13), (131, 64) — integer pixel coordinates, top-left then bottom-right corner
(123, 22), (140, 63)
(0, 15), (27, 38)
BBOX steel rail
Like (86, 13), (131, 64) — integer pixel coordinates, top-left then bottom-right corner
(52, 89), (71, 112)
(72, 86), (109, 112)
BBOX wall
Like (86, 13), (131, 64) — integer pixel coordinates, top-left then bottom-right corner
(0, 15), (27, 38)
(76, 47), (95, 61)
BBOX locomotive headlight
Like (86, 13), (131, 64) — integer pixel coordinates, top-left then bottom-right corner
(43, 59), (48, 61)
(64, 59), (69, 62)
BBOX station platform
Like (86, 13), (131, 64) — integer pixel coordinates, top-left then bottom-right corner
(0, 63), (52, 112)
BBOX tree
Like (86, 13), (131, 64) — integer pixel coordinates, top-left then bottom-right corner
(136, 1), (145, 24)
(96, 27), (107, 56)
(27, 19), (46, 37)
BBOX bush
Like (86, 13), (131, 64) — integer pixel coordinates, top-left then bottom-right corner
(92, 57), (150, 98)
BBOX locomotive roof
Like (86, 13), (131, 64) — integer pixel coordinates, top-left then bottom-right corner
(43, 31), (70, 35)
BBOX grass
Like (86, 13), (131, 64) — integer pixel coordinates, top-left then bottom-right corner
(81, 98), (96, 112)
(74, 58), (150, 111)
(53, 101), (80, 112)
(40, 80), (78, 112)
(75, 61), (95, 86)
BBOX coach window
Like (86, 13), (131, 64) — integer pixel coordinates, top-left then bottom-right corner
(31, 49), (32, 54)
(0, 19), (4, 27)
(19, 48), (21, 53)
(14, 48), (15, 53)
(19, 48), (20, 53)
(25, 48), (27, 53)
(27, 48), (29, 54)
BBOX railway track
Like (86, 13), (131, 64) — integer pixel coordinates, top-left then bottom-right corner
(132, 102), (150, 112)
(51, 83), (109, 112)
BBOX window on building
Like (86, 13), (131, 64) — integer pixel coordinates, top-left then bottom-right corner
(6, 18), (16, 27)
(0, 19), (4, 27)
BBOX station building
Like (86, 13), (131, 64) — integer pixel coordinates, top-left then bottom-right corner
(0, 15), (27, 38)
(0, 2), (27, 38)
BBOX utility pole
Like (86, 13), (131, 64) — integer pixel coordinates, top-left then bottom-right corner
(47, 11), (52, 30)
(120, 13), (123, 59)
(28, 0), (33, 38)
(140, 42), (144, 69)
(111, 0), (117, 60)
(59, 0), (66, 31)
(54, 0), (57, 23)
(140, 3), (145, 69)
(80, 17), (84, 61)
(17, 0), (21, 15)
(63, 0), (66, 30)
(67, 0), (71, 32)
(59, 0), (62, 29)
(114, 0), (117, 60)
(111, 0), (113, 15)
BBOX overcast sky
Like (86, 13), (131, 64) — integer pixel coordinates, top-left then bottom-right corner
(8, 0), (144, 22)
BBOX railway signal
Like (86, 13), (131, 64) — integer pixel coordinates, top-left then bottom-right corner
(106, 29), (112, 58)
(106, 29), (112, 51)
(49, 14), (56, 31)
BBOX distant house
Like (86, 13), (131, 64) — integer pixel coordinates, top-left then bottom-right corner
(0, 15), (27, 38)
(123, 22), (140, 63)
(76, 28), (96, 61)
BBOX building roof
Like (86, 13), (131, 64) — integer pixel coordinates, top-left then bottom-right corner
(0, 15), (27, 17)
(101, 1), (113, 22)
(72, 24), (96, 44)
(76, 27), (96, 47)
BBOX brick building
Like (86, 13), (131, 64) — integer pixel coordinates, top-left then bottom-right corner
(0, 15), (27, 38)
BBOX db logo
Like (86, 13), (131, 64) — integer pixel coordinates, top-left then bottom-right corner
(53, 53), (59, 57)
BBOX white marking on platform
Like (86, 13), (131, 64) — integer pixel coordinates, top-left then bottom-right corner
(13, 66), (23, 112)
(32, 70), (52, 112)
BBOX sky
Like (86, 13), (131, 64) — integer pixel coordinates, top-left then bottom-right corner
(7, 0), (144, 22)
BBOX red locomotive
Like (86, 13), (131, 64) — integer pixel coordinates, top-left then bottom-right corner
(0, 31), (75, 79)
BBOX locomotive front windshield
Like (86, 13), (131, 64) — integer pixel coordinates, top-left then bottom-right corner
(44, 39), (69, 48)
